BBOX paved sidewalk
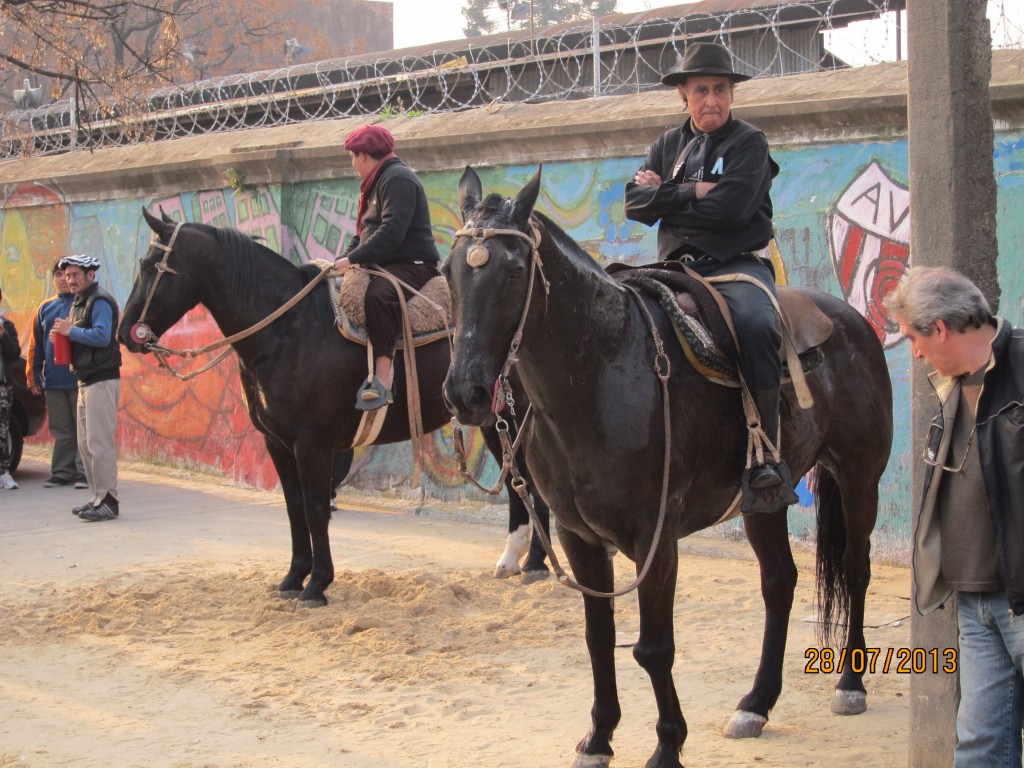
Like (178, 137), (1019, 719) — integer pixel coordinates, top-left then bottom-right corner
(0, 453), (517, 601)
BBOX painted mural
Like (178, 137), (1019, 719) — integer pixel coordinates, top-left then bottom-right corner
(4, 132), (1024, 559)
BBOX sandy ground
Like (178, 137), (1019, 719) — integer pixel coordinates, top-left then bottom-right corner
(0, 453), (912, 768)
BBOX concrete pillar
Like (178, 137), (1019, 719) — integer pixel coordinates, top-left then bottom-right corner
(906, 1), (999, 766)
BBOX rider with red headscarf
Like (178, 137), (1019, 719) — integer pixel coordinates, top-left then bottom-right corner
(333, 125), (441, 410)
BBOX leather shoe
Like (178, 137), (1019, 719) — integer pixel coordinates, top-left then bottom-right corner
(748, 462), (784, 489)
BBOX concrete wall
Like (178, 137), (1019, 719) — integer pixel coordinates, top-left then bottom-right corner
(4, 50), (1024, 561)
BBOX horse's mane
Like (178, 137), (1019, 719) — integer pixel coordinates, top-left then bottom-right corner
(211, 225), (336, 329)
(473, 195), (606, 278)
(530, 211), (606, 277)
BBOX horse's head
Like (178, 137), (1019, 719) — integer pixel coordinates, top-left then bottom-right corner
(443, 165), (542, 426)
(117, 207), (204, 353)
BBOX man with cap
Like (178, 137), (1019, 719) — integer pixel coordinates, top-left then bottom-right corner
(27, 259), (86, 489)
(333, 124), (441, 410)
(51, 254), (123, 521)
(624, 41), (794, 514)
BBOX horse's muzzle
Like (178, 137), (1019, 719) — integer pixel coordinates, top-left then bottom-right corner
(443, 374), (497, 428)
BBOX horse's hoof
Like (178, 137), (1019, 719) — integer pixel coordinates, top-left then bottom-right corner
(494, 564), (520, 579)
(571, 754), (612, 768)
(831, 689), (867, 715)
(297, 596), (328, 609)
(279, 589), (302, 600)
(723, 710), (767, 738)
(521, 568), (550, 585)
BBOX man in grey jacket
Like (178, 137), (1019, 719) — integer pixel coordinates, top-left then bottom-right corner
(885, 266), (1024, 767)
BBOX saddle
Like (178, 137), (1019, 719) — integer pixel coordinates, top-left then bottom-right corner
(323, 264), (454, 479)
(607, 261), (833, 392)
(333, 266), (453, 348)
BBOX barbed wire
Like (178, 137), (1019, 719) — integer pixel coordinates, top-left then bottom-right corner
(0, 0), (1019, 160)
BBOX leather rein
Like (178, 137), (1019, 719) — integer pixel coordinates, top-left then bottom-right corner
(450, 220), (674, 599)
(129, 222), (334, 381)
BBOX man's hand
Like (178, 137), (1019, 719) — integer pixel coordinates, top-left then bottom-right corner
(30, 385), (41, 395)
(333, 256), (351, 274)
(633, 169), (663, 187)
(52, 318), (72, 336)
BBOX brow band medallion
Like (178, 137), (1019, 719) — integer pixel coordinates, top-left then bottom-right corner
(467, 244), (490, 268)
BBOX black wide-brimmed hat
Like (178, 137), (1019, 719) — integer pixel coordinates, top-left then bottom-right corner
(661, 42), (751, 86)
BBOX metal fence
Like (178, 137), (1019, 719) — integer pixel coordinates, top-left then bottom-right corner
(0, 0), (971, 159)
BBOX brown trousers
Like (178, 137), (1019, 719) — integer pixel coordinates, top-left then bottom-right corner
(364, 261), (440, 358)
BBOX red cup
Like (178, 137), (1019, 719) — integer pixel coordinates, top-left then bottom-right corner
(53, 332), (72, 365)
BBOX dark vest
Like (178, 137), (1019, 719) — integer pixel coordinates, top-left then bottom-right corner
(69, 282), (122, 385)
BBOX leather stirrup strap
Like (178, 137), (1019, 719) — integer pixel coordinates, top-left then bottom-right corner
(368, 268), (426, 488)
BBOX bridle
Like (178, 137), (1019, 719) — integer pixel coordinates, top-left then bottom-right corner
(128, 221), (334, 381)
(128, 221), (183, 350)
(449, 217), (674, 600)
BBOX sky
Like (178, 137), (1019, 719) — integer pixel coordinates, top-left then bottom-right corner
(390, 0), (655, 49)
(387, 0), (1024, 57)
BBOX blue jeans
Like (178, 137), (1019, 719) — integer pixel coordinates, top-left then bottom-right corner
(956, 591), (1024, 767)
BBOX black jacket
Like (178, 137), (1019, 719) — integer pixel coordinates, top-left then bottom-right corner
(0, 316), (21, 386)
(915, 320), (1024, 615)
(343, 157), (441, 268)
(624, 115), (779, 262)
(68, 283), (122, 386)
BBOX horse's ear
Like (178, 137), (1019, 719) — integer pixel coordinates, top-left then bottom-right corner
(142, 207), (172, 239)
(511, 165), (542, 226)
(159, 206), (173, 224)
(458, 166), (482, 221)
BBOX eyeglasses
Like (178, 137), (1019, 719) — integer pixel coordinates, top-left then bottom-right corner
(923, 425), (977, 474)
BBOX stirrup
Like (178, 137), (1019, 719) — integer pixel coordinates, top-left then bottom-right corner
(748, 462), (784, 489)
(741, 460), (798, 515)
(355, 377), (394, 411)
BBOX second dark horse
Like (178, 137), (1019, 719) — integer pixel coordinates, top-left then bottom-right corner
(117, 209), (551, 606)
(444, 167), (894, 766)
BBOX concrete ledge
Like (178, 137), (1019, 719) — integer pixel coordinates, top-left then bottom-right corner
(2, 49), (1023, 204)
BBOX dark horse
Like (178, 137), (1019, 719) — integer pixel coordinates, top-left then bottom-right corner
(117, 208), (551, 606)
(443, 168), (893, 767)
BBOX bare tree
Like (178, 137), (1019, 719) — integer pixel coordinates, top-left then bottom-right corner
(0, 0), (314, 149)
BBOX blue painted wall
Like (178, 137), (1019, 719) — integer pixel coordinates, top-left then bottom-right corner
(6, 130), (1024, 562)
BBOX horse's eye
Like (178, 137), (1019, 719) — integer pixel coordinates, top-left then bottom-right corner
(508, 267), (523, 283)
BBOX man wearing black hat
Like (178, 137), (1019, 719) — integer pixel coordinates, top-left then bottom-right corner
(625, 41), (795, 513)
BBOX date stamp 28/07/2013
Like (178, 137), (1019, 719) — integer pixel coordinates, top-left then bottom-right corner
(804, 647), (957, 675)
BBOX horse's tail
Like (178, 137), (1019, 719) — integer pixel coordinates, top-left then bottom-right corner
(814, 463), (849, 650)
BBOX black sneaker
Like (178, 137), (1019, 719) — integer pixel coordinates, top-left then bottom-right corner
(44, 476), (74, 488)
(79, 495), (119, 522)
(74, 475), (89, 490)
(72, 501), (96, 516)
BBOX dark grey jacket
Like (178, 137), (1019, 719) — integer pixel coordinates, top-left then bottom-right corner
(0, 316), (21, 386)
(68, 283), (122, 386)
(343, 157), (441, 268)
(624, 115), (779, 262)
(915, 319), (1024, 615)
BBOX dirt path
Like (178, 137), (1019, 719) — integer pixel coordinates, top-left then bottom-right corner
(1, 455), (912, 767)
